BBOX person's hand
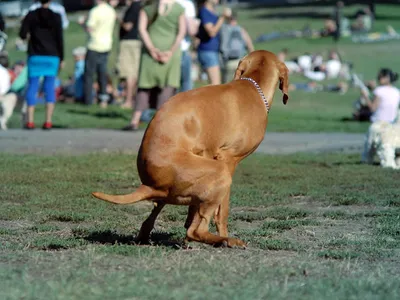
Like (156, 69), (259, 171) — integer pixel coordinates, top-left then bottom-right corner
(223, 7), (232, 18)
(60, 61), (65, 69)
(159, 51), (173, 64)
(149, 48), (161, 61)
(78, 15), (86, 25)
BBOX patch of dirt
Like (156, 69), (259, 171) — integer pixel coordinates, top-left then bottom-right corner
(0, 220), (34, 230)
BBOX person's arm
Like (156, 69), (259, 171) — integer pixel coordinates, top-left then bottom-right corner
(219, 24), (228, 59)
(186, 2), (199, 37)
(159, 13), (186, 64)
(55, 14), (64, 62)
(202, 8), (230, 38)
(138, 9), (159, 60)
(0, 12), (5, 31)
(19, 13), (30, 40)
(362, 90), (380, 112)
(241, 27), (254, 52)
(82, 9), (96, 33)
(187, 17), (200, 37)
(120, 20), (134, 32)
(118, 7), (134, 32)
(169, 13), (186, 53)
(59, 5), (70, 29)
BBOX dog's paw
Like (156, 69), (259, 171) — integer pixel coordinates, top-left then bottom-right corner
(224, 238), (247, 249)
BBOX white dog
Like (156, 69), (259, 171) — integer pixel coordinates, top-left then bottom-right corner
(0, 92), (18, 130)
(361, 110), (400, 169)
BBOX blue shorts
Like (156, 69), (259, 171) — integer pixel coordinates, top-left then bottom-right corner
(28, 55), (60, 78)
(197, 50), (220, 69)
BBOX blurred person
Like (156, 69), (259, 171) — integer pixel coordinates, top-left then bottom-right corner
(72, 47), (86, 103)
(19, 0), (64, 130)
(351, 76), (376, 121)
(333, 1), (344, 42)
(122, 0), (186, 131)
(0, 12), (7, 52)
(361, 68), (400, 164)
(80, 0), (117, 107)
(176, 0), (199, 92)
(61, 47), (86, 103)
(351, 8), (373, 34)
(0, 12), (4, 32)
(117, 0), (142, 109)
(197, 0), (231, 85)
(0, 53), (17, 130)
(220, 10), (254, 83)
(27, 0), (69, 29)
(361, 68), (400, 124)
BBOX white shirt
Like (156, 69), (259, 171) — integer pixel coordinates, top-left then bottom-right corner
(297, 55), (312, 72)
(28, 2), (69, 29)
(0, 64), (10, 96)
(371, 85), (400, 123)
(176, 0), (196, 52)
(326, 59), (342, 78)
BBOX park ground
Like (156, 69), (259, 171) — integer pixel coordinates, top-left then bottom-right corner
(1, 3), (400, 300)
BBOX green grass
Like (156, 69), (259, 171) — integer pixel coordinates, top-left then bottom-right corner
(4, 4), (400, 132)
(1, 152), (400, 299)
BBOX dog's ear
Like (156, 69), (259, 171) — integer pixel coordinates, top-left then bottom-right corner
(278, 61), (289, 104)
(233, 56), (248, 80)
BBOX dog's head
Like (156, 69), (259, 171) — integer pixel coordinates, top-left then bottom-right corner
(234, 50), (289, 105)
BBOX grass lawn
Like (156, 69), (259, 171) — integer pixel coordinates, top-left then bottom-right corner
(3, 4), (400, 132)
(1, 152), (400, 299)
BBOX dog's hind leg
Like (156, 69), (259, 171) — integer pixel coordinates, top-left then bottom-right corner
(92, 184), (167, 204)
(214, 188), (230, 237)
(186, 199), (246, 248)
(136, 201), (166, 244)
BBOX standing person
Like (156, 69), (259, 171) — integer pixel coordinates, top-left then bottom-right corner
(19, 0), (64, 130)
(220, 10), (254, 83)
(197, 0), (231, 85)
(0, 12), (5, 31)
(27, 0), (70, 29)
(80, 0), (117, 107)
(333, 1), (344, 42)
(117, 0), (142, 109)
(361, 68), (400, 124)
(122, 0), (186, 131)
(361, 68), (400, 163)
(176, 0), (199, 92)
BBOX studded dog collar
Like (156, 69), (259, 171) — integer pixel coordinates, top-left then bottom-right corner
(241, 77), (270, 113)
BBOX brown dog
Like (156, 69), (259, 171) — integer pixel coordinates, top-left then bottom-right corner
(92, 50), (289, 248)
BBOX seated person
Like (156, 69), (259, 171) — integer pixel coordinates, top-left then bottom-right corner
(289, 81), (348, 94)
(278, 49), (301, 74)
(351, 8), (373, 33)
(352, 76), (376, 121)
(60, 47), (86, 103)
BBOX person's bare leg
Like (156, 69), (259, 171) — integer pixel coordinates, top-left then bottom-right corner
(206, 65), (221, 85)
(128, 89), (150, 129)
(122, 76), (137, 109)
(45, 103), (55, 123)
(27, 106), (35, 123)
(157, 86), (175, 109)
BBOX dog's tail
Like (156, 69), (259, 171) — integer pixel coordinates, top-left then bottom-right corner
(92, 184), (167, 204)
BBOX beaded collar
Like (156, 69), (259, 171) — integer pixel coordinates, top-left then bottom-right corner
(241, 77), (270, 113)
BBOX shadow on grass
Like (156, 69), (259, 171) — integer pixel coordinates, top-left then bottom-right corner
(52, 124), (70, 129)
(255, 11), (332, 20)
(340, 117), (370, 123)
(80, 230), (182, 249)
(67, 109), (130, 120)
